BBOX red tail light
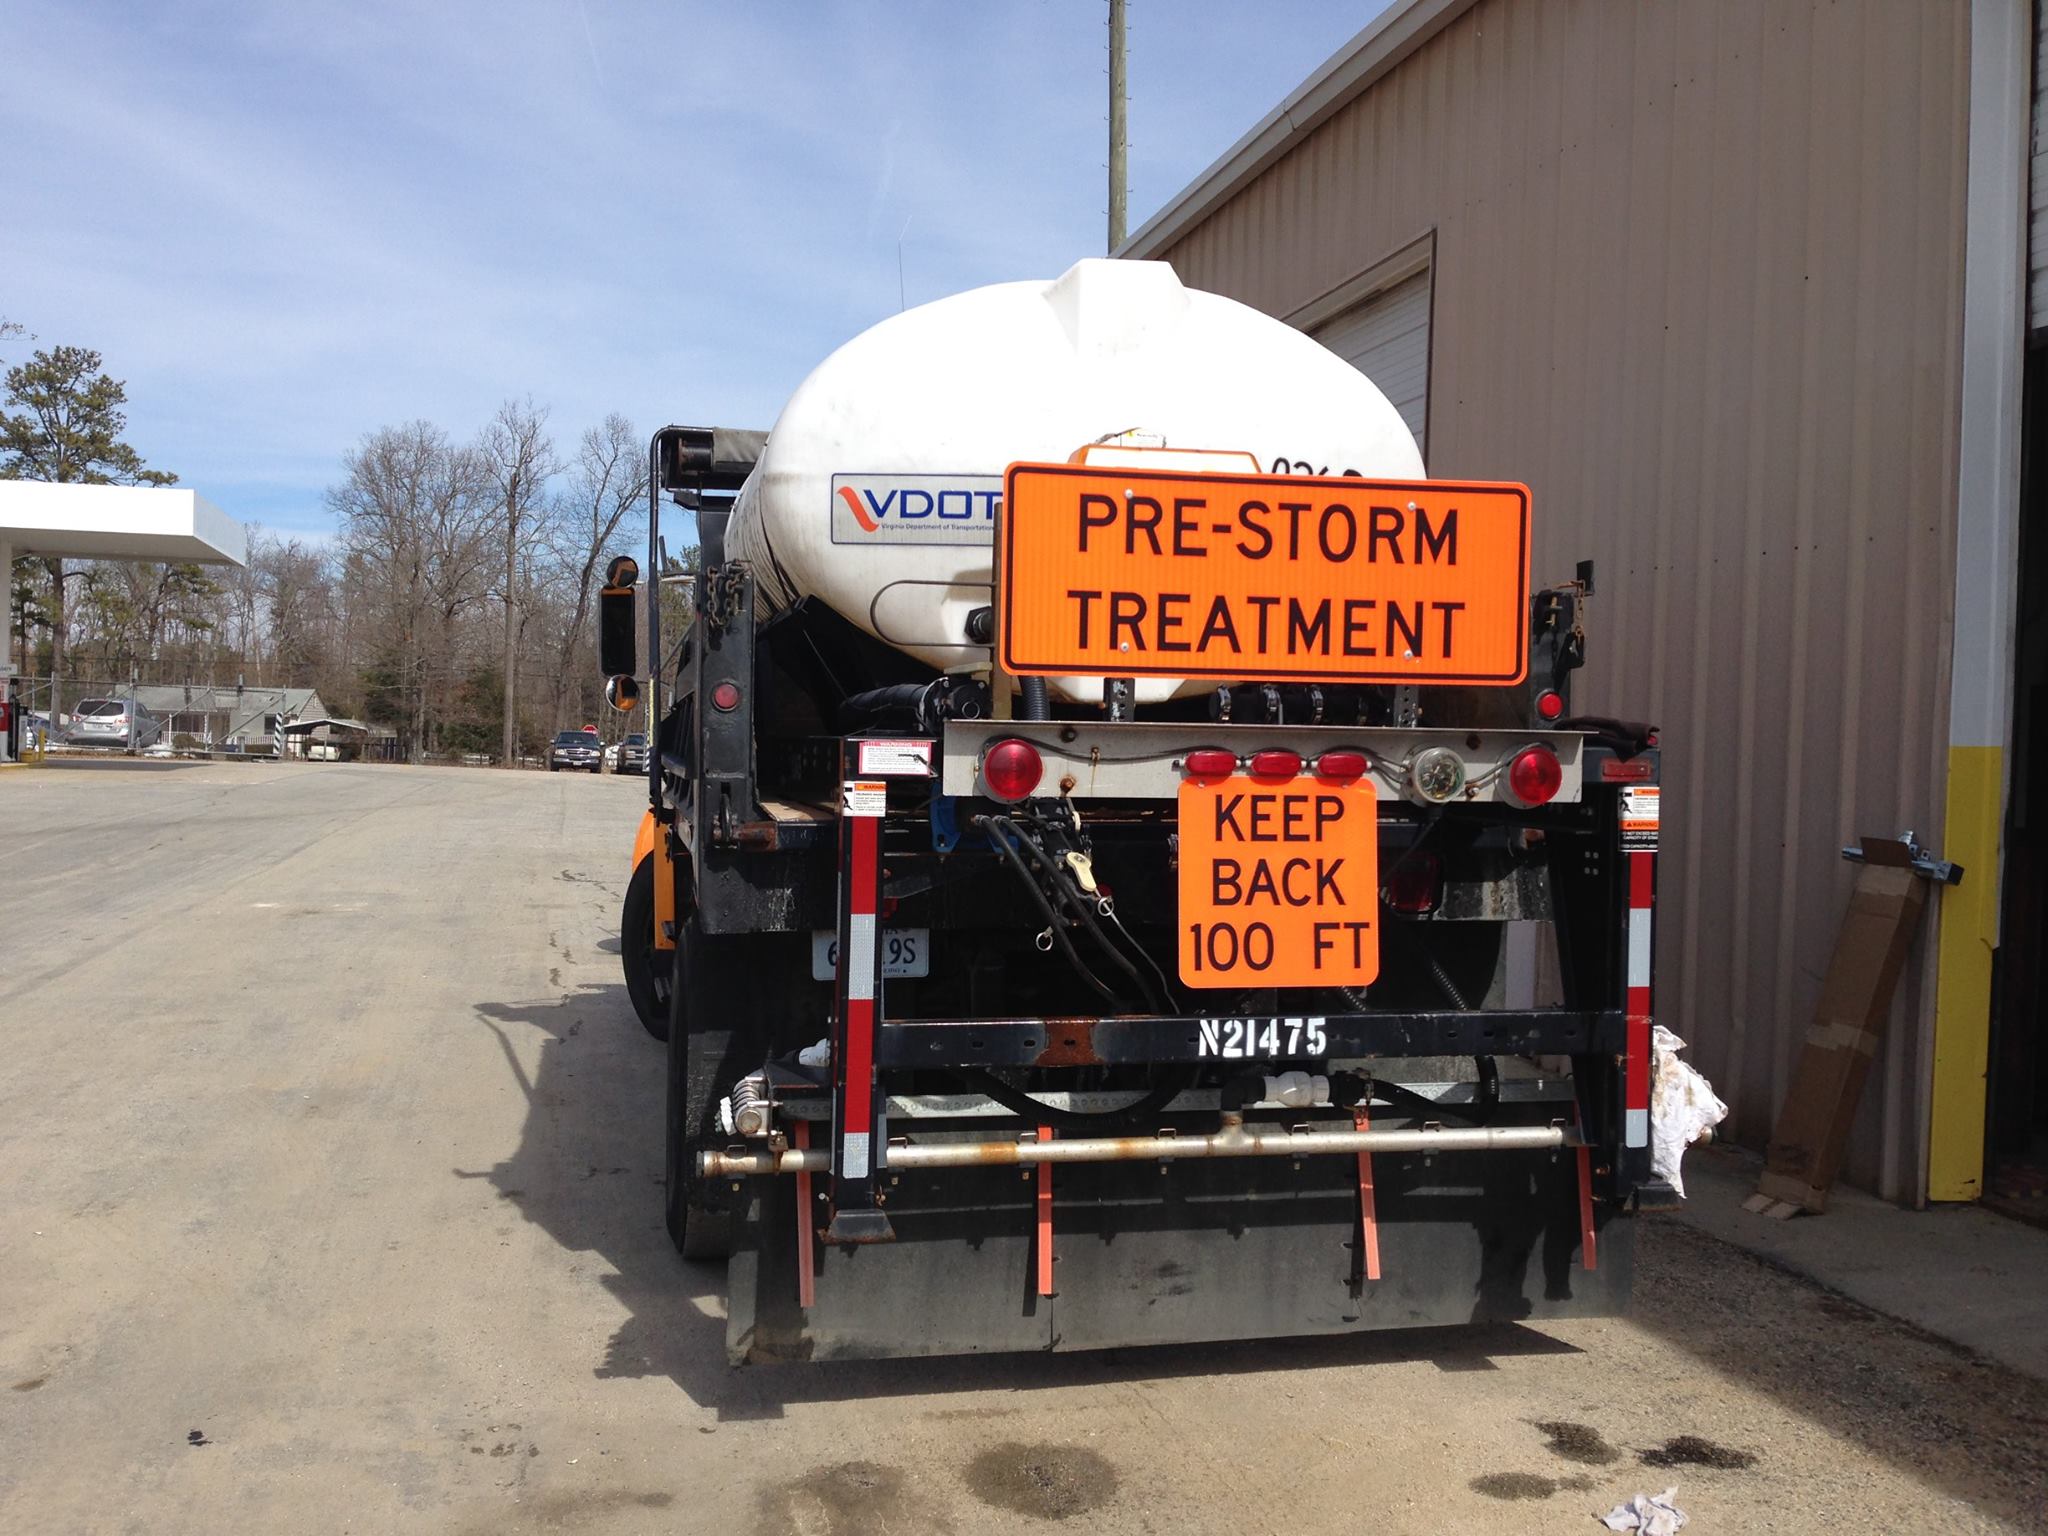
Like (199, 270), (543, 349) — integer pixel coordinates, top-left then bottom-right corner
(1536, 689), (1564, 721)
(711, 681), (741, 712)
(1184, 748), (1238, 779)
(1313, 749), (1368, 783)
(1384, 851), (1443, 914)
(1505, 746), (1563, 807)
(1248, 749), (1303, 780)
(981, 738), (1043, 801)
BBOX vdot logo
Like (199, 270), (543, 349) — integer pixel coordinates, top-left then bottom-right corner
(830, 474), (1002, 546)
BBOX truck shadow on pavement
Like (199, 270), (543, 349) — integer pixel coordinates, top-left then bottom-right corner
(1627, 1216), (2048, 1532)
(468, 984), (1581, 1422)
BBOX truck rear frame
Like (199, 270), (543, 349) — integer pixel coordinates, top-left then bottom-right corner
(624, 426), (1661, 1363)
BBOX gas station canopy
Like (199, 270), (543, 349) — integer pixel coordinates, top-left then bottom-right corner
(0, 482), (247, 566)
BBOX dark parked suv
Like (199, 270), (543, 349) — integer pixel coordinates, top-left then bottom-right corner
(547, 729), (602, 773)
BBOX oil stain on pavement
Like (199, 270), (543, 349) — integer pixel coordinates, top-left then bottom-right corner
(1470, 1471), (1597, 1501)
(1531, 1419), (1623, 1465)
(756, 1459), (937, 1536)
(1640, 1434), (1759, 1470)
(963, 1442), (1119, 1520)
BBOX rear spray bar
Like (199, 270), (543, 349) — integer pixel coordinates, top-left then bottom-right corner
(700, 1119), (1569, 1178)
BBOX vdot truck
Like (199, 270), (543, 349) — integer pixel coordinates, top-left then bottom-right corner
(606, 260), (1661, 1362)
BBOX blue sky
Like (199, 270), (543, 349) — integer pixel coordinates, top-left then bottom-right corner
(1, 1), (1384, 540)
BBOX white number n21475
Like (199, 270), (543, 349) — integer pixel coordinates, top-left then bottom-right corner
(1196, 1016), (1328, 1059)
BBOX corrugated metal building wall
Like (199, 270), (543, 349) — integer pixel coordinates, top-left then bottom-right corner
(1143, 0), (1970, 1197)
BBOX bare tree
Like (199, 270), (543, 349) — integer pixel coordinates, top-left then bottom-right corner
(329, 422), (492, 760)
(547, 414), (646, 731)
(481, 399), (560, 764)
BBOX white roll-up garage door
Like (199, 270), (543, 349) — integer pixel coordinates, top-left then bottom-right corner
(1310, 268), (1431, 452)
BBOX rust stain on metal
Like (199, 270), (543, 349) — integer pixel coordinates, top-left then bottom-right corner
(1033, 1017), (1104, 1067)
(734, 822), (781, 851)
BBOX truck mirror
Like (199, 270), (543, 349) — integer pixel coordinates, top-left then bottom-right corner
(605, 674), (641, 713)
(599, 558), (639, 679)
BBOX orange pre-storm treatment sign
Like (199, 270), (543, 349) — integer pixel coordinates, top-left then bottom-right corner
(1177, 776), (1380, 989)
(999, 464), (1530, 685)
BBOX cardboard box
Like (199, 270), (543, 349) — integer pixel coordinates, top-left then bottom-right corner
(1754, 838), (1929, 1215)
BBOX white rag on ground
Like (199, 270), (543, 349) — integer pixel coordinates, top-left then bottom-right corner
(1601, 1487), (1688, 1533)
(1651, 1025), (1728, 1198)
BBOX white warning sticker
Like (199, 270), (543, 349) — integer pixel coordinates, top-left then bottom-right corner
(858, 738), (934, 776)
(1621, 785), (1661, 849)
(841, 780), (887, 818)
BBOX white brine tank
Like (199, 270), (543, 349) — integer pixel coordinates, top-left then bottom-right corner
(725, 258), (1425, 704)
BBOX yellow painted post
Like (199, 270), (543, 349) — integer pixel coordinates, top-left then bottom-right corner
(1929, 747), (2003, 1199)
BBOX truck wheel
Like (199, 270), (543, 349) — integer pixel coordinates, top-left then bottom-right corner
(621, 855), (671, 1042)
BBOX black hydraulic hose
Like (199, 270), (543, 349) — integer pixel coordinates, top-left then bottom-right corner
(1020, 675), (1050, 720)
(959, 1066), (1193, 1129)
(1000, 816), (1163, 1012)
(976, 821), (1127, 1010)
(1332, 1069), (1493, 1125)
(1101, 903), (1180, 1015)
(1475, 1054), (1500, 1121)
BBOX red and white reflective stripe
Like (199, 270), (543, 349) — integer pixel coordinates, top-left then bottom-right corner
(1625, 849), (1653, 1148)
(839, 813), (880, 1179)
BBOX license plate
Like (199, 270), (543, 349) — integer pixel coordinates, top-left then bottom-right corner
(811, 928), (930, 981)
(1176, 775), (1379, 989)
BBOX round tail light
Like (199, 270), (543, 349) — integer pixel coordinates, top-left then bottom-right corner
(981, 738), (1044, 802)
(1504, 746), (1563, 807)
(1536, 689), (1564, 722)
(711, 682), (742, 712)
(1184, 748), (1238, 779)
(1313, 749), (1368, 783)
(1248, 749), (1303, 780)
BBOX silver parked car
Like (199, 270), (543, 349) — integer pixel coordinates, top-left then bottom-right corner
(63, 698), (162, 750)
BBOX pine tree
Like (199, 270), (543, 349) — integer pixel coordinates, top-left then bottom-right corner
(1, 344), (177, 712)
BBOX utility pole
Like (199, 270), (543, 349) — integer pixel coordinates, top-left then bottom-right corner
(1108, 0), (1127, 252)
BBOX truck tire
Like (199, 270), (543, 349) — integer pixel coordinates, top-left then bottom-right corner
(620, 855), (671, 1042)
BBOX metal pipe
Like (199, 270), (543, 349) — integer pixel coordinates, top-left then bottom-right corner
(700, 1122), (1567, 1178)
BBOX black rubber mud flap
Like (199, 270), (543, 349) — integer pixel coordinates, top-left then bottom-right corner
(724, 1130), (1632, 1363)
(665, 914), (741, 1260)
(666, 913), (814, 1262)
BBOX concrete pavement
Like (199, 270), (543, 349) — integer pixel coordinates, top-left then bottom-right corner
(1, 760), (2043, 1533)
